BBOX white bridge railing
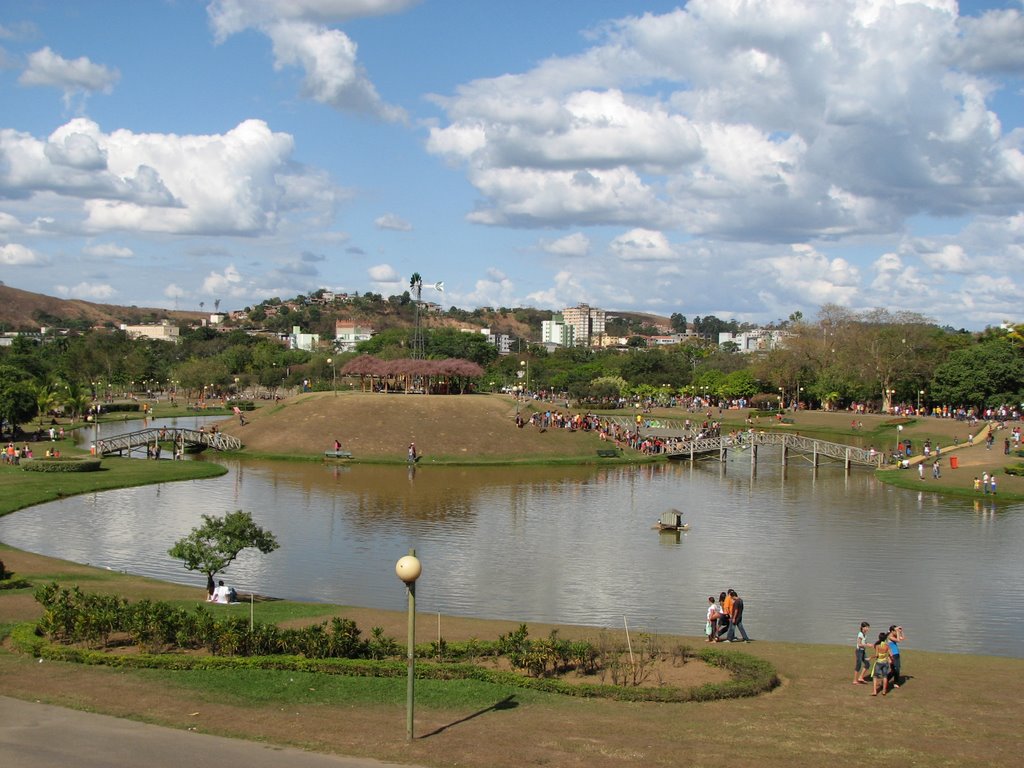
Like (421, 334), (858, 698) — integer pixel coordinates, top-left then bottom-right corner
(97, 427), (242, 456)
(599, 415), (881, 468)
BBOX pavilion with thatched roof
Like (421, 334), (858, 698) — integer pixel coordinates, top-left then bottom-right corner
(339, 356), (485, 394)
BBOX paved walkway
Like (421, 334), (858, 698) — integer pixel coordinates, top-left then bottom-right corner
(0, 697), (419, 768)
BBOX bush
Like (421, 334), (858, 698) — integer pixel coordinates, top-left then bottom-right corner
(233, 401), (256, 411)
(101, 403), (141, 413)
(22, 457), (102, 473)
(1004, 463), (1024, 477)
(749, 393), (782, 412)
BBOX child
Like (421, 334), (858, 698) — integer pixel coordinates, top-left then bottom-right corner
(854, 622), (871, 684)
(973, 477), (980, 492)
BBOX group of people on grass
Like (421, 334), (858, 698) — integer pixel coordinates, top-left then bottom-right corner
(854, 622), (905, 696)
(705, 589), (751, 643)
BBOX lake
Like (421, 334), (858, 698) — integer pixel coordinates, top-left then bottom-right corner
(2, 443), (1021, 657)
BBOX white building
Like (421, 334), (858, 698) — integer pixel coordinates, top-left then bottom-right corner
(718, 329), (790, 353)
(542, 314), (575, 347)
(335, 322), (374, 352)
(120, 321), (180, 342)
(289, 325), (320, 352)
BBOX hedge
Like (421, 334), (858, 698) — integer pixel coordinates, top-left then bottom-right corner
(100, 403), (141, 413)
(21, 457), (102, 473)
(9, 624), (779, 703)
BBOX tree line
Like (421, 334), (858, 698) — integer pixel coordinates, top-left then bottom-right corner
(1, 306), (1021, 431)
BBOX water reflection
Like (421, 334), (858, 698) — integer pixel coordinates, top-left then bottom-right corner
(1, 451), (1021, 658)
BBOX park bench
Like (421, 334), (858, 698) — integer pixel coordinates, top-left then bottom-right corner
(323, 449), (353, 460)
(596, 449), (620, 458)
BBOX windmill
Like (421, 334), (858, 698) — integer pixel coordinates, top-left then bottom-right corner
(409, 273), (444, 360)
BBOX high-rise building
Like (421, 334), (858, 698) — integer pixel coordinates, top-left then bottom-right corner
(542, 313), (575, 347)
(561, 304), (606, 346)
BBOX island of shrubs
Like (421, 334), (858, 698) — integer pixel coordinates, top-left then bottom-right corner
(12, 583), (778, 703)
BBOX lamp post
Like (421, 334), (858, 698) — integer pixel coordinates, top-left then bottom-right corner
(396, 550), (422, 741)
(520, 359), (529, 396)
(327, 357), (336, 396)
(918, 389), (924, 414)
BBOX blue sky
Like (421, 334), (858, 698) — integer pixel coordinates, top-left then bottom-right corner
(1, 0), (1022, 329)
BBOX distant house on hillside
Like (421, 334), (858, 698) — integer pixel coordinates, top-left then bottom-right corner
(335, 322), (373, 352)
(718, 329), (790, 353)
(120, 320), (180, 342)
(289, 325), (320, 352)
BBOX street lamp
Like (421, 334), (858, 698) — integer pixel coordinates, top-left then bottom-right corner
(520, 359), (529, 395)
(918, 389), (924, 414)
(327, 357), (336, 396)
(396, 550), (422, 741)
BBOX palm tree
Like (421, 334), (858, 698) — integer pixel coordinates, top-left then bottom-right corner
(61, 380), (92, 422)
(33, 381), (61, 428)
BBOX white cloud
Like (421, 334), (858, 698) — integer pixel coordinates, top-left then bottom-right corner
(265, 20), (406, 121)
(367, 263), (398, 282)
(953, 8), (1024, 75)
(525, 269), (590, 309)
(207, 0), (419, 40)
(19, 47), (119, 92)
(540, 232), (590, 257)
(83, 242), (133, 259)
(0, 118), (339, 236)
(456, 268), (516, 308)
(609, 228), (675, 261)
(427, 1), (1024, 237)
(0, 242), (47, 266)
(207, 0), (412, 121)
(201, 264), (247, 297)
(374, 212), (412, 231)
(367, 263), (406, 293)
(918, 243), (970, 273)
(0, 211), (22, 233)
(19, 47), (119, 102)
(54, 281), (115, 300)
(763, 244), (861, 306)
(164, 284), (186, 300)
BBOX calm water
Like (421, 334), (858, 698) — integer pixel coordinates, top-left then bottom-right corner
(2, 451), (1021, 657)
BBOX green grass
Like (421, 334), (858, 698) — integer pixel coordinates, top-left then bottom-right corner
(136, 667), (541, 709)
(0, 458), (227, 519)
(875, 469), (1024, 501)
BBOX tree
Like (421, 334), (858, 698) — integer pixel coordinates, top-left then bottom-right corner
(168, 510), (279, 586)
(0, 379), (36, 433)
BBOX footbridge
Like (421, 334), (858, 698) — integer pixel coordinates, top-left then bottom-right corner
(604, 416), (884, 470)
(665, 431), (884, 469)
(96, 427), (242, 457)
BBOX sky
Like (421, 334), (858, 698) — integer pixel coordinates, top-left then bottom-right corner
(1, 0), (1023, 330)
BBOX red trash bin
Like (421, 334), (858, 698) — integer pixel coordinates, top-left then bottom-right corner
(949, 455), (959, 469)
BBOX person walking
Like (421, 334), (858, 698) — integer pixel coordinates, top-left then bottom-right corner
(854, 621), (871, 684)
(726, 589), (751, 642)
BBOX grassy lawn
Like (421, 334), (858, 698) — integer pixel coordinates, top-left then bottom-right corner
(0, 457), (228, 519)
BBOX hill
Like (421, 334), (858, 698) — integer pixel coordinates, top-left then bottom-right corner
(0, 284), (202, 332)
(217, 390), (604, 462)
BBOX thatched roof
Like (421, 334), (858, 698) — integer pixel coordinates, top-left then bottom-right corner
(339, 356), (484, 379)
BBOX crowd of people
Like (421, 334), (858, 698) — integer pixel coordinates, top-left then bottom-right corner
(854, 622), (905, 696)
(704, 589), (751, 643)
